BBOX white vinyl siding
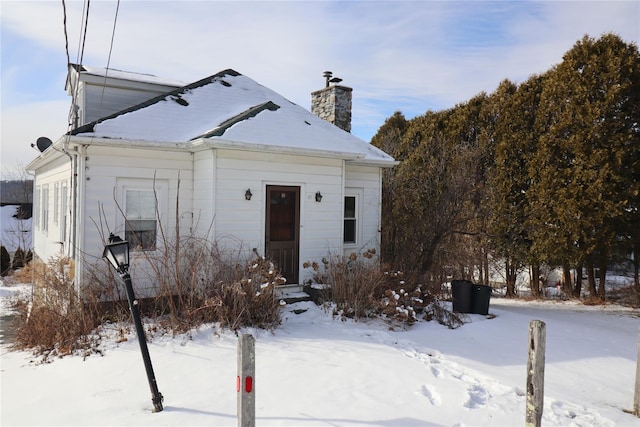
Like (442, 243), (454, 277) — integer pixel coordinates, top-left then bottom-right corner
(344, 165), (383, 254)
(30, 141), (387, 294)
(77, 74), (180, 126)
(30, 155), (73, 262)
(214, 149), (344, 282)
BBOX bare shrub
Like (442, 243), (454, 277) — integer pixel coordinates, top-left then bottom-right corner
(13, 256), (102, 360)
(118, 236), (283, 333)
(203, 256), (283, 331)
(305, 252), (465, 328)
(305, 249), (387, 319)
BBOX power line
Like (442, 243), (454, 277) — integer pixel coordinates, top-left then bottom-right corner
(98, 0), (121, 115)
(75, 0), (90, 67)
(61, 0), (70, 67)
(62, 0), (91, 130)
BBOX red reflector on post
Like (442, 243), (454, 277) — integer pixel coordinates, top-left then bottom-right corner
(236, 376), (241, 392)
(245, 376), (253, 393)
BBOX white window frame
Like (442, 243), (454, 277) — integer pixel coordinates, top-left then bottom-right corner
(117, 179), (168, 252)
(41, 184), (49, 235)
(60, 183), (68, 242)
(343, 189), (362, 246)
(53, 182), (60, 224)
(34, 186), (41, 229)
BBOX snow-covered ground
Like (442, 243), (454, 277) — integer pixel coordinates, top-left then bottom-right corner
(0, 205), (31, 254)
(1, 281), (639, 427)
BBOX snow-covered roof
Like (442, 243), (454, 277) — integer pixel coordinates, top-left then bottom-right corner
(69, 69), (395, 166)
(68, 64), (186, 88)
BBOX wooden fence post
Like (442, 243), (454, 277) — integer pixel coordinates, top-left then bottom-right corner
(634, 326), (640, 416)
(526, 320), (546, 427)
(237, 334), (255, 427)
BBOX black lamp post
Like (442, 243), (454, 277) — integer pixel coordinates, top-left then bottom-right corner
(103, 233), (164, 412)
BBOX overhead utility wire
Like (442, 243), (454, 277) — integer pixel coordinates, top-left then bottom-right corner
(71, 0), (90, 130)
(61, 0), (71, 67)
(75, 0), (90, 69)
(61, 0), (73, 127)
(97, 0), (121, 115)
(61, 0), (90, 130)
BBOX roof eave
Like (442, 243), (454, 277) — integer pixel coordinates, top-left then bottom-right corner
(347, 158), (399, 168)
(25, 136), (71, 171)
(189, 138), (365, 161)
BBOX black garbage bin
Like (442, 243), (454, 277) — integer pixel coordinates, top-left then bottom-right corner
(472, 284), (491, 315)
(451, 280), (473, 313)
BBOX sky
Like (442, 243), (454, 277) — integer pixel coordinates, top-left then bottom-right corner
(1, 1), (639, 178)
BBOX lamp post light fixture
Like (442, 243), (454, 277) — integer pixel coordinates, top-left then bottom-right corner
(103, 233), (164, 413)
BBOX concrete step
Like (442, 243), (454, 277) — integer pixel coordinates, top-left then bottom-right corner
(277, 285), (312, 304)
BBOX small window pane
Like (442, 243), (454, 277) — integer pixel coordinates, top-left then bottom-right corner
(344, 196), (356, 218)
(126, 190), (156, 219)
(125, 189), (156, 250)
(344, 219), (356, 244)
(126, 220), (156, 250)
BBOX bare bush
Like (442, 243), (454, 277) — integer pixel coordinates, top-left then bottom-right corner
(13, 236), (283, 358)
(115, 236), (283, 333)
(305, 252), (465, 328)
(305, 249), (386, 319)
(13, 256), (102, 360)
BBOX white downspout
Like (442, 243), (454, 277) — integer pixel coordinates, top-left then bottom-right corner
(341, 160), (346, 257)
(73, 146), (87, 294)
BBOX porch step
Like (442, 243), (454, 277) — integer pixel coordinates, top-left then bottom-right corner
(277, 285), (312, 305)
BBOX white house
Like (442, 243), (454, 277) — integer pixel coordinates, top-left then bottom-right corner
(27, 65), (396, 295)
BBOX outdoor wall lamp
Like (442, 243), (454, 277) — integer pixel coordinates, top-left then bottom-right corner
(245, 189), (253, 200)
(103, 233), (164, 413)
(315, 191), (323, 202)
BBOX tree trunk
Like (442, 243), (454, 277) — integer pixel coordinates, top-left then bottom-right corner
(483, 248), (489, 286)
(574, 261), (583, 298)
(634, 248), (640, 292)
(586, 258), (597, 297)
(597, 263), (607, 301)
(505, 259), (517, 298)
(562, 264), (573, 297)
(531, 263), (541, 298)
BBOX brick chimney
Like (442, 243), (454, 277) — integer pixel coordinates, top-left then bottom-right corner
(311, 71), (352, 133)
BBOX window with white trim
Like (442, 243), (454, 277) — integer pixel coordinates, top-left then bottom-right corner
(60, 183), (68, 242)
(343, 195), (357, 244)
(34, 186), (41, 229)
(53, 183), (60, 224)
(42, 184), (49, 234)
(124, 188), (157, 251)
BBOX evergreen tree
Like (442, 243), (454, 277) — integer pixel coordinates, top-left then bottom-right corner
(371, 33), (639, 295)
(0, 246), (11, 276)
(12, 247), (25, 270)
(488, 78), (536, 296)
(372, 112), (407, 265)
(531, 33), (640, 299)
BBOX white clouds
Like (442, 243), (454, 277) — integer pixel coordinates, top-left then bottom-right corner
(1, 0), (638, 173)
(1, 100), (70, 176)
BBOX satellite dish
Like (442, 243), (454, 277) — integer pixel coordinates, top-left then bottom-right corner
(35, 137), (53, 152)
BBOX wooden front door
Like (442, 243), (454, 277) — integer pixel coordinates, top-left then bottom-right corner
(265, 185), (300, 284)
